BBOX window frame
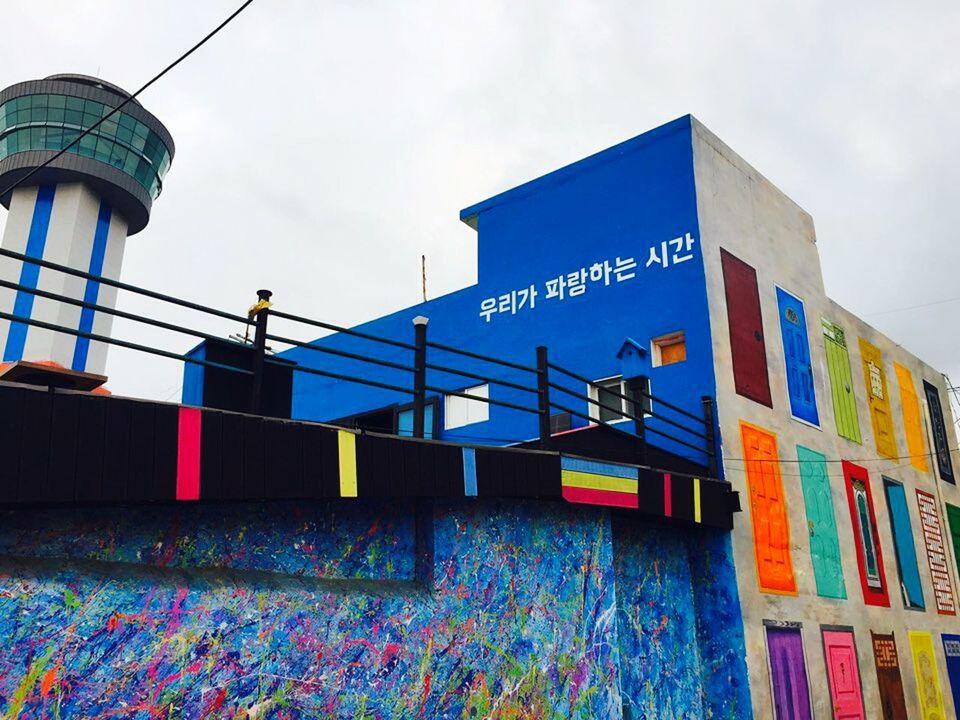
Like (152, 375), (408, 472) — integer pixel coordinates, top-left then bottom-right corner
(651, 331), (686, 367)
(443, 384), (490, 430)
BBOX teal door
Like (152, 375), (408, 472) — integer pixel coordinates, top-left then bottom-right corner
(797, 446), (846, 598)
(883, 478), (925, 609)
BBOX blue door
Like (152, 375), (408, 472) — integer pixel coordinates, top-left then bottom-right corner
(883, 478), (925, 609)
(776, 288), (819, 425)
(943, 634), (960, 713)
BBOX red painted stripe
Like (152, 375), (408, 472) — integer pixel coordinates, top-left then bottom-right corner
(663, 473), (672, 517)
(562, 485), (638, 509)
(176, 407), (202, 501)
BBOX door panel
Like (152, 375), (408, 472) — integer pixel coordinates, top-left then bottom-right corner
(916, 490), (956, 615)
(909, 631), (946, 720)
(741, 422), (796, 593)
(822, 319), (862, 443)
(947, 504), (960, 578)
(883, 479), (925, 609)
(777, 288), (819, 425)
(766, 626), (813, 720)
(842, 461), (890, 606)
(893, 363), (928, 472)
(858, 339), (898, 460)
(797, 445), (845, 598)
(923, 380), (955, 483)
(942, 634), (960, 718)
(872, 633), (908, 720)
(721, 249), (772, 407)
(823, 629), (865, 720)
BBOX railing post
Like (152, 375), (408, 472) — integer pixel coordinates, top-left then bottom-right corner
(702, 395), (718, 477)
(249, 288), (272, 415)
(536, 346), (551, 448)
(412, 316), (428, 438)
(626, 375), (648, 466)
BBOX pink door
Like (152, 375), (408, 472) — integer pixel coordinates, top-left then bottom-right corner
(823, 629), (866, 719)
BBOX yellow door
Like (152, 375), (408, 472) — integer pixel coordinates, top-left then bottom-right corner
(909, 631), (946, 720)
(859, 339), (898, 460)
(893, 362), (929, 472)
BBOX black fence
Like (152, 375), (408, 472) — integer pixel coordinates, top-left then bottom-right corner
(0, 245), (718, 475)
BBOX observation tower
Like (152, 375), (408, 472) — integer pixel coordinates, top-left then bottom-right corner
(0, 74), (174, 376)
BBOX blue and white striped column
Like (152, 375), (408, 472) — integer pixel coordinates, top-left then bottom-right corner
(0, 182), (128, 376)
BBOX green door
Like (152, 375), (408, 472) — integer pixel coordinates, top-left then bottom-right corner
(798, 445), (846, 598)
(822, 319), (862, 444)
(947, 504), (960, 577)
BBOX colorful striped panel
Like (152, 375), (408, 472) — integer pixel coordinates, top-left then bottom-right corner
(176, 407), (201, 501)
(693, 477), (701, 523)
(664, 473), (672, 516)
(337, 430), (358, 497)
(561, 456), (638, 509)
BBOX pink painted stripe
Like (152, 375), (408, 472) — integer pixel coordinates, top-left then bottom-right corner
(663, 473), (672, 517)
(562, 484), (638, 509)
(176, 407), (202, 501)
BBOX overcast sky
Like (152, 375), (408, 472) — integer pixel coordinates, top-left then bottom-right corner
(2, 0), (959, 407)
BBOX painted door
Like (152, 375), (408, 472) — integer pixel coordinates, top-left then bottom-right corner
(721, 249), (772, 407)
(823, 629), (865, 719)
(893, 363), (928, 472)
(909, 630), (946, 720)
(741, 422), (796, 593)
(916, 490), (956, 615)
(777, 288), (819, 425)
(923, 380), (955, 484)
(859, 338), (898, 459)
(797, 446), (845, 598)
(872, 632), (908, 720)
(947, 504), (960, 577)
(942, 634), (960, 717)
(842, 460), (890, 606)
(822, 319), (861, 443)
(883, 479), (925, 609)
(766, 626), (813, 720)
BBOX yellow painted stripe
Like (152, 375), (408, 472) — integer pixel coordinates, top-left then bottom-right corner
(561, 470), (637, 494)
(337, 430), (358, 497)
(693, 477), (701, 523)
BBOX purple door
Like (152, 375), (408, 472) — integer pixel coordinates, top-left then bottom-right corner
(767, 625), (813, 720)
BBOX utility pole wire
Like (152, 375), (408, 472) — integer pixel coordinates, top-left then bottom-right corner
(0, 0), (255, 199)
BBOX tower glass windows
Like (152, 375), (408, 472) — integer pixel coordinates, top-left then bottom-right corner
(0, 93), (172, 198)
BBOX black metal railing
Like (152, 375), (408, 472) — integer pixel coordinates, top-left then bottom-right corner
(0, 245), (718, 474)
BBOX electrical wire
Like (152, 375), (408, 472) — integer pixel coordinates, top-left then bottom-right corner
(0, 0), (256, 198)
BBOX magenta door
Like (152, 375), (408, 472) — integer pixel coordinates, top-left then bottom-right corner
(823, 629), (866, 719)
(767, 625), (813, 720)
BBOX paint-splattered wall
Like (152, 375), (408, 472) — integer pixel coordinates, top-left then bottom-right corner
(0, 499), (749, 719)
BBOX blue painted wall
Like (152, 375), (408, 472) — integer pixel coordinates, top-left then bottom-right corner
(0, 498), (750, 718)
(275, 116), (717, 460)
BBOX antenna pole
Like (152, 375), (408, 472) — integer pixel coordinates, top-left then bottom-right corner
(421, 254), (427, 303)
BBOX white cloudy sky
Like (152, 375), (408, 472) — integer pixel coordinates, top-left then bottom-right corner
(2, 0), (959, 406)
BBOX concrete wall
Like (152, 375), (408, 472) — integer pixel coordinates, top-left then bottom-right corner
(0, 498), (749, 719)
(694, 118), (960, 719)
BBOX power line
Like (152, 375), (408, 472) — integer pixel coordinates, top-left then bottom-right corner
(0, 0), (256, 199)
(864, 295), (960, 319)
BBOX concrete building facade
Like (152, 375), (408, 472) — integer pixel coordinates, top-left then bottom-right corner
(273, 116), (960, 718)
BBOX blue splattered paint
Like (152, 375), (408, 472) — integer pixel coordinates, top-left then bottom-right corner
(0, 499), (749, 718)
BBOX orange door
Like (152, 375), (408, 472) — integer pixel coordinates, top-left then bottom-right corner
(741, 422), (797, 593)
(893, 363), (928, 473)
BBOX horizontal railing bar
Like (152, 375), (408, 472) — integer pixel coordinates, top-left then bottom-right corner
(426, 340), (538, 374)
(0, 246), (250, 325)
(273, 359), (415, 395)
(548, 398), (713, 457)
(0, 310), (254, 377)
(426, 361), (539, 395)
(424, 384), (541, 415)
(548, 359), (707, 426)
(265, 332), (415, 373)
(0, 278), (235, 348)
(643, 409), (710, 441)
(269, 309), (415, 351)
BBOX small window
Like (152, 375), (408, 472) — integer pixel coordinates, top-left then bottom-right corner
(652, 332), (686, 367)
(444, 384), (489, 430)
(588, 376), (650, 423)
(852, 478), (882, 589)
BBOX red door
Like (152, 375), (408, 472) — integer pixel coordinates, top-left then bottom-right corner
(720, 248), (772, 407)
(823, 629), (866, 719)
